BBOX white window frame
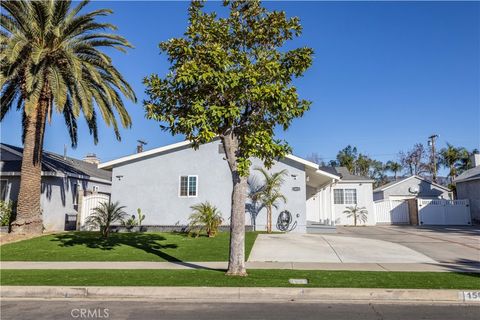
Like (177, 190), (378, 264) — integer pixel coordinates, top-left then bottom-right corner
(178, 175), (198, 198)
(333, 189), (344, 205)
(344, 189), (357, 205)
(0, 179), (10, 201)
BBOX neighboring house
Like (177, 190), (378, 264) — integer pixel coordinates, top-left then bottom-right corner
(99, 140), (376, 233)
(373, 175), (451, 201)
(454, 154), (480, 223)
(0, 143), (111, 231)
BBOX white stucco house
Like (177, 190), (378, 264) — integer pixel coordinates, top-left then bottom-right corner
(99, 139), (376, 233)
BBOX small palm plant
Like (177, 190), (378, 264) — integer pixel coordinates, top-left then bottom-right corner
(86, 201), (127, 238)
(254, 168), (288, 233)
(188, 202), (223, 237)
(343, 205), (368, 226)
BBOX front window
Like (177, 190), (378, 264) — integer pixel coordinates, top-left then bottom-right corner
(344, 189), (357, 204)
(334, 189), (357, 204)
(333, 189), (344, 204)
(0, 180), (9, 201)
(180, 176), (197, 197)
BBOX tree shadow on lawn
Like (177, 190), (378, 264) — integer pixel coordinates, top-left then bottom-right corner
(51, 232), (225, 272)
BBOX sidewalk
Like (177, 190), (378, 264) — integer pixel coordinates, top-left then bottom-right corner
(2, 286), (479, 304)
(2, 261), (479, 272)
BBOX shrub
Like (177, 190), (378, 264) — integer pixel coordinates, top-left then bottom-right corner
(0, 201), (15, 227)
(86, 201), (127, 238)
(188, 202), (223, 237)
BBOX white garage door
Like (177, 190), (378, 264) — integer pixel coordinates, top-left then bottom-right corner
(418, 199), (471, 225)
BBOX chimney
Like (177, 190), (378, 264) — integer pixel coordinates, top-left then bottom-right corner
(137, 140), (147, 153)
(83, 153), (100, 165)
(472, 153), (480, 167)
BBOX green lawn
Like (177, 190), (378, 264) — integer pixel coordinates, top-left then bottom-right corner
(2, 269), (479, 289)
(0, 232), (258, 262)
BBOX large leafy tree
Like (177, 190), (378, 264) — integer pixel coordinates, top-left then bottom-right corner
(144, 0), (313, 275)
(1, 0), (136, 234)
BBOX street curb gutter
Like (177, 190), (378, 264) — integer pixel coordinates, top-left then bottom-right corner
(1, 287), (479, 304)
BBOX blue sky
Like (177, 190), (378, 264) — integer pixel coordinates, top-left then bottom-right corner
(1, 1), (479, 169)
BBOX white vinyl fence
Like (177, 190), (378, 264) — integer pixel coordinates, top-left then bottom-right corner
(418, 199), (471, 225)
(79, 194), (110, 230)
(374, 200), (410, 224)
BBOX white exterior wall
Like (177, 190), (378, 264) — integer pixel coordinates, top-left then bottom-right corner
(333, 181), (375, 225)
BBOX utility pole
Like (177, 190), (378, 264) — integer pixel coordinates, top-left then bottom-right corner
(428, 134), (439, 183)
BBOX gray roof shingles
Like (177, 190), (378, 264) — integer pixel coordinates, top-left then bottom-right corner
(454, 166), (480, 183)
(0, 143), (111, 181)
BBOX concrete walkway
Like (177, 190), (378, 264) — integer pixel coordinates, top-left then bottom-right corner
(2, 261), (479, 272)
(248, 234), (436, 263)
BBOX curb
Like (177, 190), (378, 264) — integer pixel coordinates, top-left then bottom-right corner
(2, 286), (479, 304)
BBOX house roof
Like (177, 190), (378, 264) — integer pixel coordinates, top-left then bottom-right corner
(0, 143), (111, 182)
(373, 175), (450, 193)
(454, 166), (480, 183)
(99, 140), (340, 180)
(323, 166), (374, 182)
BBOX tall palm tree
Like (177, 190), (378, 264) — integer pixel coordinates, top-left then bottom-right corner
(254, 168), (288, 233)
(386, 161), (402, 180)
(439, 143), (464, 184)
(1, 1), (136, 234)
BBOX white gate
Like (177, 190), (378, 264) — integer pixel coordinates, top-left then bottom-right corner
(418, 199), (471, 225)
(79, 194), (110, 230)
(374, 200), (410, 224)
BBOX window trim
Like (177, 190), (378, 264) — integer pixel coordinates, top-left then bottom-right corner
(178, 175), (198, 198)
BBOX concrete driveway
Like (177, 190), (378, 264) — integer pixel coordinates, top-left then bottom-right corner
(248, 226), (480, 264)
(248, 233), (436, 263)
(335, 225), (480, 264)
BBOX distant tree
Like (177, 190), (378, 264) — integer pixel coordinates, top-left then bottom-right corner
(336, 145), (358, 173)
(306, 153), (326, 166)
(399, 143), (429, 176)
(458, 148), (479, 173)
(369, 160), (387, 187)
(143, 0), (313, 276)
(355, 154), (371, 176)
(246, 176), (264, 231)
(385, 161), (402, 180)
(439, 143), (469, 184)
(254, 168), (288, 233)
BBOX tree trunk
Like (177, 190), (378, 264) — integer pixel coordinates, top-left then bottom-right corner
(10, 98), (48, 235)
(267, 207), (272, 233)
(222, 132), (248, 276)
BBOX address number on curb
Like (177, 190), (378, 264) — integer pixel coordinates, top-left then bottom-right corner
(463, 291), (480, 301)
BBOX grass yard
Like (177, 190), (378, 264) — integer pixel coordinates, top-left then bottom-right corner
(0, 231), (258, 262)
(1, 269), (479, 289)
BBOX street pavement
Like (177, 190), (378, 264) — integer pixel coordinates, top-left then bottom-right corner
(1, 300), (479, 320)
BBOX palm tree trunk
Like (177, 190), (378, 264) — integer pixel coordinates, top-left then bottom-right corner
(222, 132), (247, 276)
(10, 98), (48, 234)
(267, 207), (272, 233)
